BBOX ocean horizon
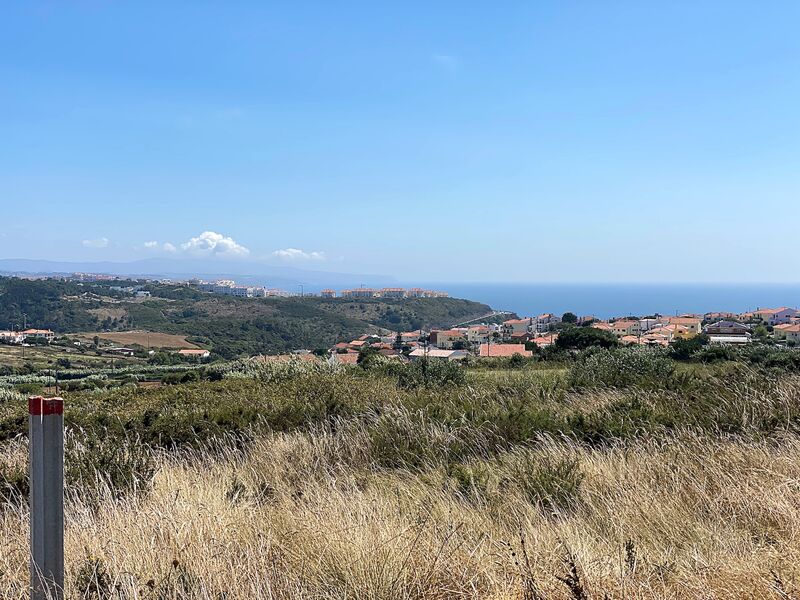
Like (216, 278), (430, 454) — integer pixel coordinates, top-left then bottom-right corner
(418, 283), (800, 320)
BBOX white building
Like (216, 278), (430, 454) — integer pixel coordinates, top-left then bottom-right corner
(0, 331), (24, 344)
(534, 313), (561, 333)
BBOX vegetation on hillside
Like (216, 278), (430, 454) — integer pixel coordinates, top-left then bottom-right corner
(0, 277), (491, 357)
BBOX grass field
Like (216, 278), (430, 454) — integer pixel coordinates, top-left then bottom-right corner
(3, 351), (800, 597)
(76, 330), (199, 349)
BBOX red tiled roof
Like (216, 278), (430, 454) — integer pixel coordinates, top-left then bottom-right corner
(479, 344), (532, 357)
(334, 353), (360, 365)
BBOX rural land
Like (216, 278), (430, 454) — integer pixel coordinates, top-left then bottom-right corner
(1, 274), (800, 598)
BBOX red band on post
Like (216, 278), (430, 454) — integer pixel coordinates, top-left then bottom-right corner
(28, 397), (64, 416)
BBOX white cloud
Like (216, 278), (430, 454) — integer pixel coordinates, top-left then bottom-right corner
(142, 240), (177, 253)
(82, 237), (109, 248)
(181, 231), (249, 257)
(272, 248), (326, 261)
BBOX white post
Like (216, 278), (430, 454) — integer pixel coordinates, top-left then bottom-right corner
(29, 396), (64, 600)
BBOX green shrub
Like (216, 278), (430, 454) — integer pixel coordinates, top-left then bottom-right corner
(556, 326), (619, 350)
(14, 382), (43, 395)
(697, 344), (734, 363)
(568, 348), (675, 389)
(396, 358), (466, 389)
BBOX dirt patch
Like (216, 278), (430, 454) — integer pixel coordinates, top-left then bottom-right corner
(77, 331), (199, 349)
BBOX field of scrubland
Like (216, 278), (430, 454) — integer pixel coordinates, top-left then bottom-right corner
(3, 348), (800, 598)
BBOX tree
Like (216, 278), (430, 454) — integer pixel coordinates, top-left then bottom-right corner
(393, 331), (404, 351)
(357, 344), (378, 364)
(555, 326), (618, 350)
(562, 312), (578, 324)
(669, 334), (708, 360)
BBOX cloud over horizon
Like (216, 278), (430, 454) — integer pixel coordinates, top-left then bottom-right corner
(143, 240), (178, 253)
(181, 231), (250, 258)
(82, 237), (109, 248)
(272, 248), (326, 261)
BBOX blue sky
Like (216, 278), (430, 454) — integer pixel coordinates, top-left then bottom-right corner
(1, 1), (798, 282)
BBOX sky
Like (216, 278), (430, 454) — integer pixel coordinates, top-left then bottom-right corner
(1, 1), (799, 283)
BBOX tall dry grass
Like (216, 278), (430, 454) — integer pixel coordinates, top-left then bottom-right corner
(3, 424), (800, 599)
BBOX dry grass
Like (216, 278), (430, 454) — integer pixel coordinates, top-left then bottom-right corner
(76, 331), (199, 350)
(4, 429), (800, 599)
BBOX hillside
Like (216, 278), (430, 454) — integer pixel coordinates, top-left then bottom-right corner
(0, 277), (492, 357)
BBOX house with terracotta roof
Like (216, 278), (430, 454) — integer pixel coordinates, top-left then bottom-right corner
(640, 332), (671, 346)
(532, 333), (558, 348)
(479, 343), (532, 358)
(501, 318), (532, 340)
(590, 322), (613, 332)
(704, 321), (751, 344)
(466, 325), (492, 344)
(610, 320), (641, 337)
(330, 353), (360, 365)
(704, 311), (737, 322)
(320, 289), (336, 298)
(774, 323), (800, 344)
(431, 329), (468, 349)
(750, 307), (799, 326)
(379, 288), (406, 298)
(0, 331), (24, 344)
(533, 313), (561, 333)
(663, 316), (702, 336)
(340, 288), (377, 299)
(639, 318), (662, 332)
(21, 329), (55, 342)
(177, 348), (211, 359)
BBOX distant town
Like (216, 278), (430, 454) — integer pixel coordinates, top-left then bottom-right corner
(3, 271), (449, 299)
(192, 279), (449, 299)
(0, 272), (797, 364)
(327, 307), (800, 363)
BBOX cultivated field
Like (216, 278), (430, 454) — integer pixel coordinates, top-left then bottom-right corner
(0, 344), (141, 370)
(77, 330), (199, 349)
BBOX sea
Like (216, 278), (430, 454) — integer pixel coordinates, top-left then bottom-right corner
(419, 283), (800, 320)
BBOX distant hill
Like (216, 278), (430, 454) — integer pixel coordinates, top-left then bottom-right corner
(0, 277), (492, 357)
(0, 257), (397, 290)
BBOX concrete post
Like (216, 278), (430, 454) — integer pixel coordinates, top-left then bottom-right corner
(29, 396), (64, 600)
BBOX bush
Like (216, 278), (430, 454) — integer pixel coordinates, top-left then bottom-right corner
(396, 358), (466, 389)
(568, 347), (675, 388)
(556, 326), (619, 350)
(696, 344), (734, 363)
(669, 335), (708, 360)
(14, 382), (43, 395)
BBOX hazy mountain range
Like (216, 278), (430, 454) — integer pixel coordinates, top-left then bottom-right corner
(0, 258), (397, 291)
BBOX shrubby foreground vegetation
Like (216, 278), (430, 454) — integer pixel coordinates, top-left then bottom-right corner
(2, 348), (800, 598)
